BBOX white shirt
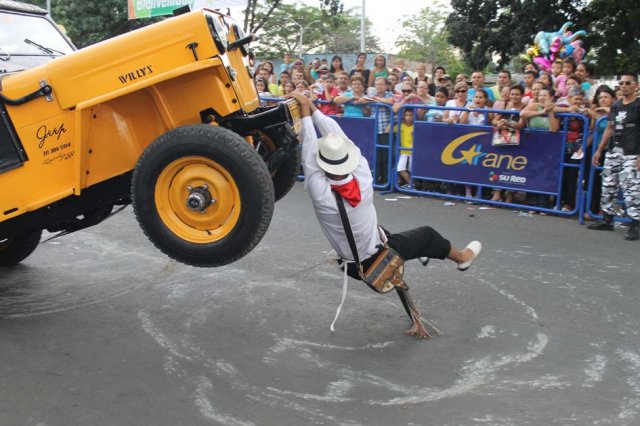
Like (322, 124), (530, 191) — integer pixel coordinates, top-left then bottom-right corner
(445, 99), (464, 120)
(300, 111), (382, 261)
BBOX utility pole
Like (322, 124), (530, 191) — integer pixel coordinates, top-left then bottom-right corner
(291, 19), (321, 58)
(360, 0), (365, 53)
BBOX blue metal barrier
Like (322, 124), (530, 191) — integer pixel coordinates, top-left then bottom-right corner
(393, 104), (590, 217)
(262, 95), (596, 219)
(584, 116), (631, 223)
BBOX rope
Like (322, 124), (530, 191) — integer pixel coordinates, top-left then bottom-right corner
(329, 261), (351, 333)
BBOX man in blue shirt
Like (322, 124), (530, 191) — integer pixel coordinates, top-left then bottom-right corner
(467, 71), (495, 106)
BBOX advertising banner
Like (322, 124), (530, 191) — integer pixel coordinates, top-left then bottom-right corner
(411, 123), (565, 193)
(332, 116), (377, 167)
(128, 0), (247, 20)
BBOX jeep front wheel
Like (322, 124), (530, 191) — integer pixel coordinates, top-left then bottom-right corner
(0, 230), (42, 266)
(131, 125), (275, 267)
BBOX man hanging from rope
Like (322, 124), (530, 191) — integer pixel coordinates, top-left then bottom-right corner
(287, 91), (482, 338)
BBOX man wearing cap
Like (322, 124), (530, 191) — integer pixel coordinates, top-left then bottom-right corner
(287, 91), (482, 336)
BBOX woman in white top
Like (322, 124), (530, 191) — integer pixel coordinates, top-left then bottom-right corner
(444, 82), (469, 124)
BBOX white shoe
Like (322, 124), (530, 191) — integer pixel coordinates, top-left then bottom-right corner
(457, 241), (482, 271)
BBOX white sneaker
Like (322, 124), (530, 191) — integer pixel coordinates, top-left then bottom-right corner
(457, 241), (482, 271)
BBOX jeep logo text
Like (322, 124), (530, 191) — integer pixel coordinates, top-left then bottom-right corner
(118, 65), (154, 84)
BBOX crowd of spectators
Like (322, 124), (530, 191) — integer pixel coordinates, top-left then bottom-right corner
(250, 53), (633, 214)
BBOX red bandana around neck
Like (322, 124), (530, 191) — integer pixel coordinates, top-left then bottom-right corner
(331, 177), (361, 207)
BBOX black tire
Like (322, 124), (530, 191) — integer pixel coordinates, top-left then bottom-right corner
(0, 230), (42, 266)
(256, 133), (300, 202)
(131, 125), (275, 267)
(271, 145), (300, 202)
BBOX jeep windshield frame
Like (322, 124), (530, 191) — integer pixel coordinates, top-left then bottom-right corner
(0, 8), (74, 58)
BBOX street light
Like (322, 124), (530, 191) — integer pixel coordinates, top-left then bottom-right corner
(290, 19), (321, 57)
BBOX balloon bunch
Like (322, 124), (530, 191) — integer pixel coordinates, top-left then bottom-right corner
(522, 22), (587, 72)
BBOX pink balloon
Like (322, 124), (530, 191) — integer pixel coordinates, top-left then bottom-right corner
(549, 37), (562, 53)
(534, 57), (552, 73)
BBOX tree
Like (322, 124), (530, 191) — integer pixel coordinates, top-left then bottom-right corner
(446, 0), (583, 71)
(243, 0), (343, 34)
(250, 4), (379, 59)
(395, 7), (456, 70)
(47, 0), (161, 48)
(243, 0), (283, 34)
(445, 0), (498, 70)
(576, 0), (640, 76)
(319, 0), (343, 16)
(321, 8), (380, 54)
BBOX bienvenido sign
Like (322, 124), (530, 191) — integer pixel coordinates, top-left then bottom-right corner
(128, 0), (247, 19)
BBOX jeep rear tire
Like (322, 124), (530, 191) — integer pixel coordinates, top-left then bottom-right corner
(131, 125), (275, 267)
(0, 230), (42, 266)
(256, 134), (300, 202)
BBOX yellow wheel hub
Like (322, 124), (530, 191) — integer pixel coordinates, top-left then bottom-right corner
(155, 156), (241, 243)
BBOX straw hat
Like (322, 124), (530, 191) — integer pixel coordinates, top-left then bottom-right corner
(316, 133), (360, 175)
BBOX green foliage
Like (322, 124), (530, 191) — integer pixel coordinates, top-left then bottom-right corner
(251, 3), (379, 59)
(445, 0), (497, 70)
(446, 0), (583, 71)
(319, 0), (343, 16)
(576, 0), (640, 76)
(243, 0), (282, 34)
(49, 0), (162, 48)
(396, 7), (456, 69)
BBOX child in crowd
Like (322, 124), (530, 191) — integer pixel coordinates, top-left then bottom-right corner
(282, 81), (296, 96)
(460, 89), (491, 199)
(538, 72), (553, 92)
(551, 60), (562, 83)
(556, 57), (577, 98)
(314, 73), (340, 116)
(396, 109), (415, 188)
(460, 89), (492, 125)
(522, 70), (537, 102)
(255, 78), (272, 107)
(424, 87), (449, 122)
(295, 80), (316, 100)
(560, 85), (587, 212)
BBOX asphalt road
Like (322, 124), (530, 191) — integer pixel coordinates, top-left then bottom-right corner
(1, 182), (639, 426)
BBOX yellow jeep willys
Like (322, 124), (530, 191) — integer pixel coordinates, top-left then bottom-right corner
(0, 2), (300, 267)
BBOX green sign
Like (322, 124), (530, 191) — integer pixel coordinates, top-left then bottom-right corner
(128, 0), (247, 19)
(128, 0), (195, 19)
